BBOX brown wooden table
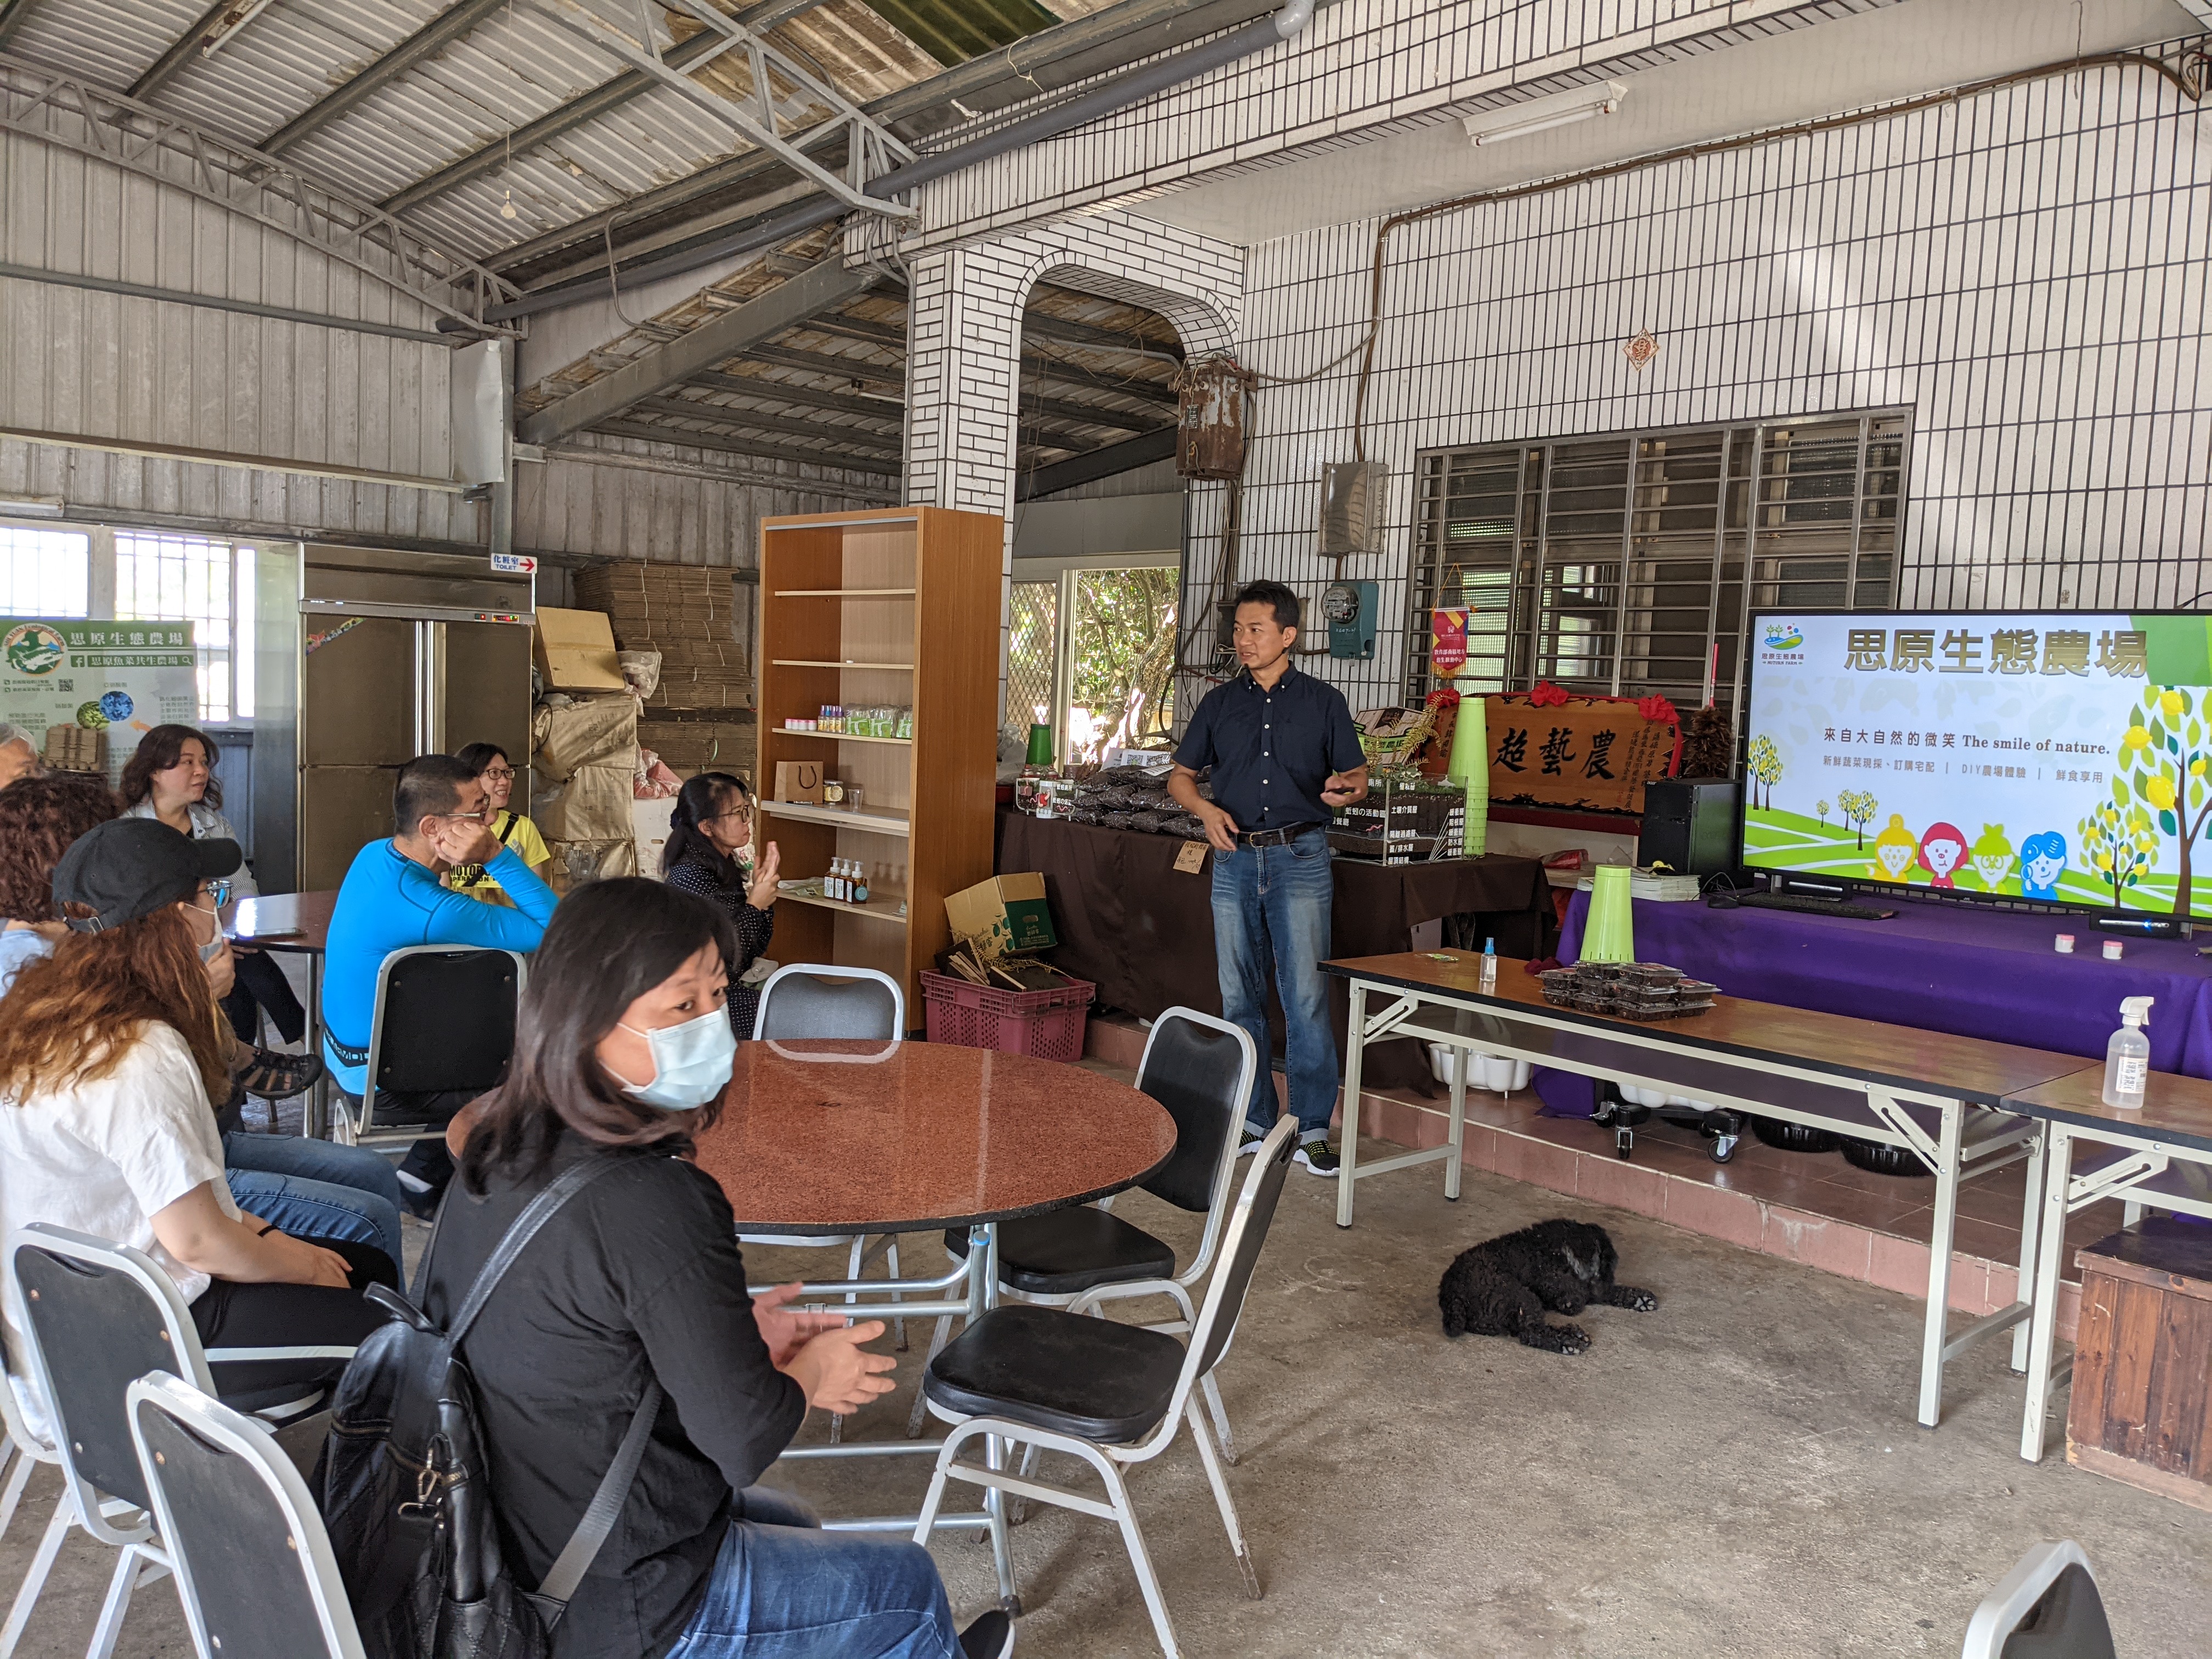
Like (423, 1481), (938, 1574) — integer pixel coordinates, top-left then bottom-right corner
(222, 890), (340, 1137)
(998, 813), (1553, 1091)
(691, 1038), (1175, 1594)
(1322, 951), (2092, 1428)
(1995, 1064), (2212, 1460)
(695, 1038), (1176, 1237)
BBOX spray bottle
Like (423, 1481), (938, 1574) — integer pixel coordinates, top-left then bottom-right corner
(1480, 936), (1498, 993)
(2102, 996), (2154, 1110)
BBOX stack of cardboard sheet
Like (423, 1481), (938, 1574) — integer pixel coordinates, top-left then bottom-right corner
(573, 562), (757, 786)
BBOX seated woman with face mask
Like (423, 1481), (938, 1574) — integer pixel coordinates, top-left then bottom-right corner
(416, 878), (1010, 1659)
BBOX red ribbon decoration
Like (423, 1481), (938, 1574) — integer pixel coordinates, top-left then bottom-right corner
(1424, 686), (1461, 710)
(1635, 694), (1679, 725)
(1526, 680), (1571, 708)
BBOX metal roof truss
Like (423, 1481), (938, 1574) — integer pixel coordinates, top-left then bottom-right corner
(0, 59), (521, 334)
(531, 0), (917, 219)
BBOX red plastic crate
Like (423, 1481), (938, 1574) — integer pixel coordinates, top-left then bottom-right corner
(919, 969), (1096, 1062)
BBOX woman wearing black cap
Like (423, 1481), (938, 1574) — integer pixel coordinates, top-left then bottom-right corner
(0, 819), (391, 1428)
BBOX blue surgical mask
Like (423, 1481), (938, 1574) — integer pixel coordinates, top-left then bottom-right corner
(613, 1006), (736, 1111)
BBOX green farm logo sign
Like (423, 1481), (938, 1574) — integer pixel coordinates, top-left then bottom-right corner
(3, 622), (66, 676)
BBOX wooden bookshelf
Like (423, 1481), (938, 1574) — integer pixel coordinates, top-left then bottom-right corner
(756, 506), (1002, 1023)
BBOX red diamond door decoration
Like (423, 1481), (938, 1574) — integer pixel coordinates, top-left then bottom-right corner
(1623, 329), (1660, 371)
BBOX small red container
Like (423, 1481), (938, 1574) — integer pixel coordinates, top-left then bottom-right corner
(919, 969), (1096, 1063)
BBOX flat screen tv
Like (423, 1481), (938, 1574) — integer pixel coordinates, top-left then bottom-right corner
(1741, 610), (2212, 921)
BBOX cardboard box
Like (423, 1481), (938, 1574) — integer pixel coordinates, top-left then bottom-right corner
(633, 796), (673, 879)
(946, 873), (1058, 959)
(772, 760), (825, 804)
(534, 607), (625, 691)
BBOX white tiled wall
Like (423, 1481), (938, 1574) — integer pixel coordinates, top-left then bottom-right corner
(913, 0), (1900, 250)
(1203, 51), (2212, 711)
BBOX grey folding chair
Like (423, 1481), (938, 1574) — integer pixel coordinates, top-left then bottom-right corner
(744, 964), (911, 1424)
(128, 1372), (369, 1659)
(913, 1119), (1297, 1658)
(0, 1336), (64, 1656)
(4, 1226), (358, 1659)
(341, 945), (524, 1149)
(913, 1008), (1258, 1461)
(1960, 1540), (2115, 1659)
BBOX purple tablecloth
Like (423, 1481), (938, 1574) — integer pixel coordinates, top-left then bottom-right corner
(1533, 890), (2212, 1117)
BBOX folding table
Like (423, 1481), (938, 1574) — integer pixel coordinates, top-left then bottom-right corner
(223, 889), (339, 1139)
(1322, 952), (2091, 1428)
(1997, 1065), (2212, 1462)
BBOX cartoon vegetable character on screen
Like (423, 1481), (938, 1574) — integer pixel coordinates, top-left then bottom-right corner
(1969, 824), (2017, 893)
(2020, 831), (2069, 900)
(1871, 815), (1918, 881)
(1918, 821), (1969, 889)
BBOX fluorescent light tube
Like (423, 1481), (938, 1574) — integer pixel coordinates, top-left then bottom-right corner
(1464, 81), (1629, 148)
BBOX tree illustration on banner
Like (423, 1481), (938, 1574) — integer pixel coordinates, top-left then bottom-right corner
(1746, 735), (1782, 809)
(2078, 799), (2156, 909)
(2114, 686), (2212, 915)
(1838, 789), (1877, 847)
(1815, 799), (1831, 827)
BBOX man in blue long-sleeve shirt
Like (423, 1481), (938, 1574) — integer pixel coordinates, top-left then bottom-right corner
(323, 753), (557, 1210)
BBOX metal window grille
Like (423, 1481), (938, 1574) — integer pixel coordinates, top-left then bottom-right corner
(1004, 579), (1058, 756)
(0, 527), (92, 618)
(1407, 410), (1908, 725)
(115, 533), (254, 724)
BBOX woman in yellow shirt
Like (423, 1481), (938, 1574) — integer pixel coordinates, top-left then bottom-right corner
(448, 742), (555, 904)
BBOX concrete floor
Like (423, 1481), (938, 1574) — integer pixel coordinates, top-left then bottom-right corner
(7, 1149), (2210, 1657)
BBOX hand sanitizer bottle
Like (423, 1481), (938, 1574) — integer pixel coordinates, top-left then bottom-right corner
(1480, 935), (1498, 992)
(2102, 996), (2154, 1109)
(852, 863), (870, 905)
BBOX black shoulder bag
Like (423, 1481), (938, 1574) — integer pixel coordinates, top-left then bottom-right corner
(317, 1159), (663, 1659)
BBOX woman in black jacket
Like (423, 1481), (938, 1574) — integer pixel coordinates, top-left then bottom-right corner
(662, 772), (780, 1036)
(424, 879), (1010, 1659)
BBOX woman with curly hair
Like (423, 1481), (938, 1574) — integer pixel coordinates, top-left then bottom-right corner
(0, 770), (115, 998)
(120, 723), (312, 1087)
(0, 819), (391, 1439)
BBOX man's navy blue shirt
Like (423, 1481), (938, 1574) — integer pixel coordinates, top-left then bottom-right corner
(1174, 662), (1365, 832)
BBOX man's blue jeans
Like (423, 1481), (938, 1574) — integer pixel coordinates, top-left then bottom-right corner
(1211, 826), (1338, 1138)
(223, 1131), (406, 1269)
(664, 1487), (961, 1658)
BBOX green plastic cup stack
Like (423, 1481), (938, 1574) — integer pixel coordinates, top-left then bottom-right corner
(1582, 865), (1637, 964)
(1024, 724), (1054, 768)
(1446, 693), (1488, 857)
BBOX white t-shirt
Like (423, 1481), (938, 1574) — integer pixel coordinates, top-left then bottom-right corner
(0, 1022), (238, 1443)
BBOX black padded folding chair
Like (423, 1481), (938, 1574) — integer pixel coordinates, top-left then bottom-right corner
(913, 1118), (1296, 1659)
(1961, 1540), (2115, 1659)
(916, 1008), (1258, 1459)
(4, 1225), (358, 1659)
(128, 1372), (369, 1659)
(341, 945), (524, 1149)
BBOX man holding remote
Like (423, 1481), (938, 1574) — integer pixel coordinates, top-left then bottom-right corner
(1169, 582), (1368, 1175)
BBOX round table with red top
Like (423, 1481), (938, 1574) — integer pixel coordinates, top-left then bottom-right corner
(690, 1037), (1176, 1607)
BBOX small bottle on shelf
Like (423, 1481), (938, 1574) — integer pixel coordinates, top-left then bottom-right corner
(852, 862), (870, 905)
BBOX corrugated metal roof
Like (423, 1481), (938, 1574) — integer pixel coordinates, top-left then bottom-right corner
(0, 0), (1108, 269)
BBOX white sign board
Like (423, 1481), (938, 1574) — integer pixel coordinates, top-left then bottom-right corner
(1, 617), (200, 782)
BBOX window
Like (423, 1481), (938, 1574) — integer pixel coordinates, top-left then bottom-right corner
(0, 526), (92, 617)
(115, 534), (255, 724)
(1408, 411), (1908, 726)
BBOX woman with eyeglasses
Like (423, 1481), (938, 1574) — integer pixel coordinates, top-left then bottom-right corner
(120, 723), (315, 1098)
(663, 773), (779, 1037)
(0, 819), (393, 1444)
(447, 741), (554, 905)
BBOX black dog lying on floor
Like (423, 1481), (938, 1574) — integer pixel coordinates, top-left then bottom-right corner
(1438, 1218), (1657, 1354)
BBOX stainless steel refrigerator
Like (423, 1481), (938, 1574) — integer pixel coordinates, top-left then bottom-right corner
(255, 545), (535, 893)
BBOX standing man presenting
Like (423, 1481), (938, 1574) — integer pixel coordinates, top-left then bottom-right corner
(1170, 582), (1368, 1175)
